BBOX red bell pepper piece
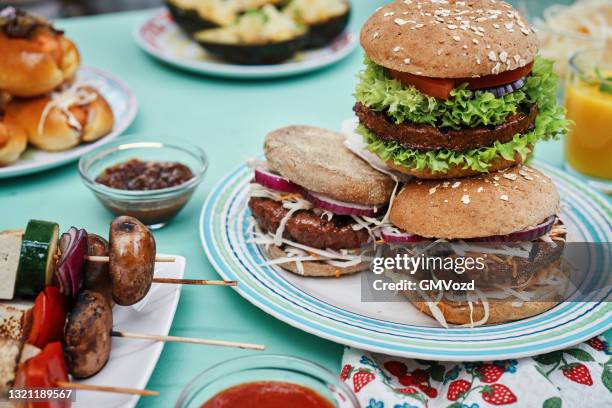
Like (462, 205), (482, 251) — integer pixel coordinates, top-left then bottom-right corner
(13, 342), (70, 408)
(28, 288), (69, 349)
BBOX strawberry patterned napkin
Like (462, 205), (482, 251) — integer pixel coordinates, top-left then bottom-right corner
(340, 336), (612, 408)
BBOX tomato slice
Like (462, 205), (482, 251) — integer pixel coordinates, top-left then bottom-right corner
(389, 70), (455, 100)
(463, 62), (534, 90)
(389, 63), (534, 100)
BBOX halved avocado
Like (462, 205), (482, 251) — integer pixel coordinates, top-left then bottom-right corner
(166, 0), (222, 36)
(196, 34), (307, 65)
(305, 8), (350, 49)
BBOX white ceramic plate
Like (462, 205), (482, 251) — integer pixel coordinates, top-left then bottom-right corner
(0, 67), (137, 179)
(134, 9), (358, 79)
(74, 255), (185, 408)
(200, 161), (612, 361)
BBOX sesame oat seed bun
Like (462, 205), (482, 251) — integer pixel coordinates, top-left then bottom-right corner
(266, 245), (368, 277)
(264, 125), (395, 207)
(361, 0), (539, 78)
(389, 165), (559, 239)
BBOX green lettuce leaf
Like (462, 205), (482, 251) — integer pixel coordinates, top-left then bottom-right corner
(356, 57), (570, 173)
(355, 56), (557, 130)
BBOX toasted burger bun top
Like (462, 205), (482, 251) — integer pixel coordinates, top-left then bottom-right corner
(361, 0), (538, 78)
(390, 165), (559, 239)
(264, 125), (395, 207)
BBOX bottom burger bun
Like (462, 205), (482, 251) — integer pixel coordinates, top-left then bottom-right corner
(405, 260), (564, 326)
(0, 113), (27, 166)
(390, 165), (560, 240)
(386, 151), (529, 180)
(411, 297), (559, 326)
(266, 245), (368, 277)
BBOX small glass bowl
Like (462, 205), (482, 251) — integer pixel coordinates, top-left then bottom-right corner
(175, 355), (360, 408)
(79, 138), (208, 230)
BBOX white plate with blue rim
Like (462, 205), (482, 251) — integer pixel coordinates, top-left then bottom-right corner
(200, 159), (612, 361)
(134, 9), (358, 79)
(0, 67), (137, 179)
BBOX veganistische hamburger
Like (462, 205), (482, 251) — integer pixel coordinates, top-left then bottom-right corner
(352, 0), (569, 179)
(384, 165), (569, 326)
(248, 125), (395, 277)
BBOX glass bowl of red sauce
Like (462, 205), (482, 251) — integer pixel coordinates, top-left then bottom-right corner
(79, 138), (208, 229)
(175, 355), (359, 408)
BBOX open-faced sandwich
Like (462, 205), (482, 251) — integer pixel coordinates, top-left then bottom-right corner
(0, 7), (80, 98)
(194, 5), (307, 64)
(352, 0), (569, 179)
(385, 165), (568, 327)
(7, 83), (115, 152)
(249, 125), (396, 277)
(167, 0), (282, 35)
(283, 0), (350, 48)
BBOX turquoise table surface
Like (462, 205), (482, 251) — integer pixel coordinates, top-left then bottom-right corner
(0, 1), (609, 407)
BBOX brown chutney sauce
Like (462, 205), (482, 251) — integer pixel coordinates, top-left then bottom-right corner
(95, 159), (194, 190)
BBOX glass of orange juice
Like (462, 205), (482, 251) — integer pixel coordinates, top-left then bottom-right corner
(564, 47), (612, 193)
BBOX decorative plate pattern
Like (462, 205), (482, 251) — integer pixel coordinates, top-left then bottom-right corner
(134, 9), (358, 79)
(0, 67), (137, 179)
(200, 161), (612, 361)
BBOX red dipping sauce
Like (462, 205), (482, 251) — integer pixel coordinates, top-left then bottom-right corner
(201, 381), (334, 408)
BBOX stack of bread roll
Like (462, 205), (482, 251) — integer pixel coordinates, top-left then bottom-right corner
(0, 7), (115, 167)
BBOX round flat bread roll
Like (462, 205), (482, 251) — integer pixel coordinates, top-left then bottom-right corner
(0, 8), (80, 97)
(8, 85), (114, 152)
(264, 125), (395, 207)
(0, 113), (27, 166)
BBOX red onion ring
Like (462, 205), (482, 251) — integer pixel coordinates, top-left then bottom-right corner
(56, 227), (88, 298)
(380, 227), (426, 244)
(254, 169), (301, 193)
(482, 77), (527, 98)
(381, 216), (555, 245)
(254, 169), (381, 217)
(303, 190), (380, 217)
(467, 216), (556, 243)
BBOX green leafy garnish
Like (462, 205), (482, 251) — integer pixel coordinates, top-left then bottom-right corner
(595, 67), (612, 95)
(355, 57), (570, 173)
(356, 56), (559, 130)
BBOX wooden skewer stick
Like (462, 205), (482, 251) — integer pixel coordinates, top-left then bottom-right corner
(85, 255), (176, 263)
(56, 381), (159, 396)
(112, 331), (266, 351)
(84, 256), (237, 286)
(152, 278), (237, 286)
